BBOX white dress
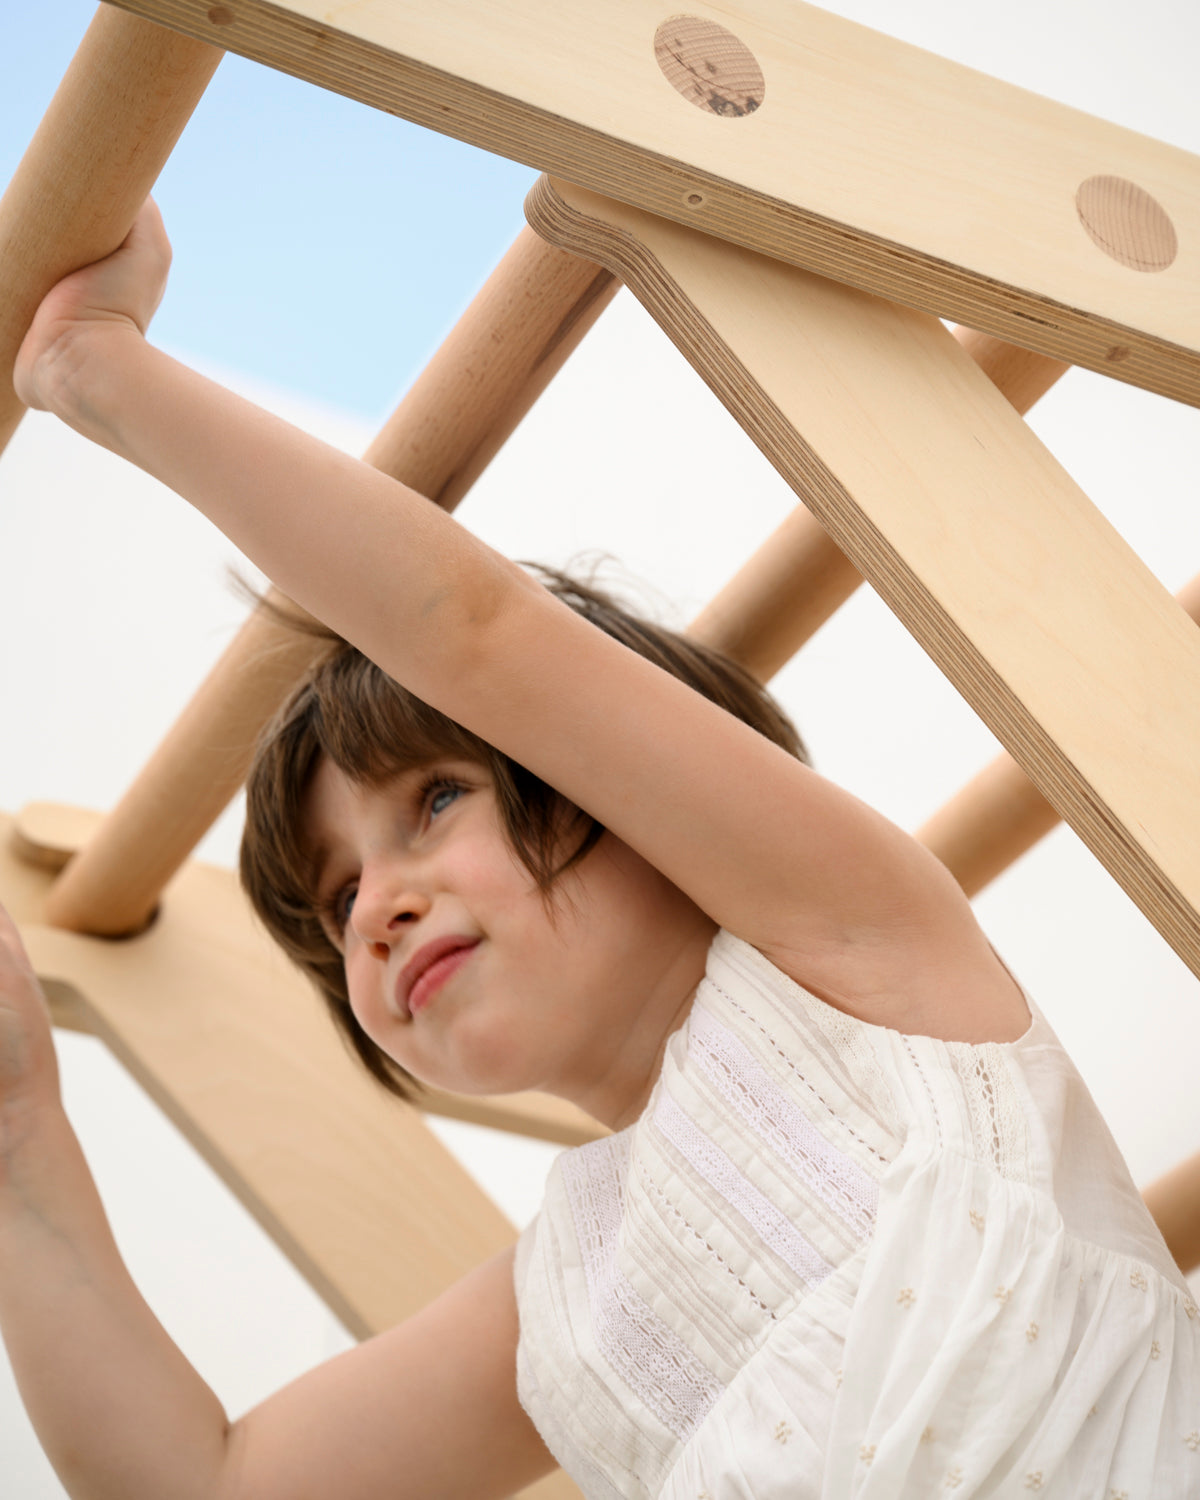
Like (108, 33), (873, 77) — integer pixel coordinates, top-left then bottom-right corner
(513, 930), (1200, 1498)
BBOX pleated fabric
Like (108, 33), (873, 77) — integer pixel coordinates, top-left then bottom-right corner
(514, 932), (1200, 1497)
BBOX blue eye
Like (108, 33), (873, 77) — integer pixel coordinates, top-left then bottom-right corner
(428, 782), (464, 818)
(337, 886), (357, 926)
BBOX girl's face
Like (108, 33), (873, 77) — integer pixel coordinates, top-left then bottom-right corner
(303, 756), (714, 1124)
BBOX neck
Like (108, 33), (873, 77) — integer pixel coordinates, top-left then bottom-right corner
(557, 914), (717, 1133)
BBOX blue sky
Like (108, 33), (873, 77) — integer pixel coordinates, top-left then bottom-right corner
(3, 3), (538, 423)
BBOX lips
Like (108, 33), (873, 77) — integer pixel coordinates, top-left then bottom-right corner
(397, 935), (480, 1017)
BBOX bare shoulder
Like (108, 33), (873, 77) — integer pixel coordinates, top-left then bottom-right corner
(224, 1247), (555, 1500)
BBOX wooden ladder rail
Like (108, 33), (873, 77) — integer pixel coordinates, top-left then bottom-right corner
(0, 6), (221, 455)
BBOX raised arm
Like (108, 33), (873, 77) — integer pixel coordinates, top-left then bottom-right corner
(0, 905), (551, 1500)
(15, 204), (1024, 1042)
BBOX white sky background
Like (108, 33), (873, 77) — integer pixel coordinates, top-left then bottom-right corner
(3, 0), (1200, 1493)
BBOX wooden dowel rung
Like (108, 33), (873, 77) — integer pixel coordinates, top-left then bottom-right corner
(689, 328), (1068, 678)
(919, 568), (1200, 896)
(1142, 1149), (1200, 1276)
(0, 7), (221, 457)
(43, 231), (616, 936)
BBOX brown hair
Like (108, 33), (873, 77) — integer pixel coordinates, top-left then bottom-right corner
(240, 566), (808, 1100)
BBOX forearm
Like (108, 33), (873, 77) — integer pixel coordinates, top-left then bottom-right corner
(0, 1097), (233, 1499)
(43, 322), (526, 707)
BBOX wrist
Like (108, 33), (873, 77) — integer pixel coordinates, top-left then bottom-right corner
(19, 317), (146, 452)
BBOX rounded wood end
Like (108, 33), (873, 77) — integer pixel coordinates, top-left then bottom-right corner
(654, 16), (764, 119)
(10, 803), (101, 872)
(1075, 175), (1178, 272)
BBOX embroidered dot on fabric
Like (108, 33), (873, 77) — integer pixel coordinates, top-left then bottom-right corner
(774, 1421), (792, 1444)
(1026, 1322), (1040, 1343)
(1184, 1298), (1197, 1320)
(835, 1368), (843, 1389)
(995, 1286), (1012, 1303)
(897, 1287), (917, 1307)
(1087, 1405), (1099, 1419)
(1130, 1269), (1148, 1291)
(860, 1443), (876, 1466)
(1109, 1490), (1129, 1499)
(921, 1427), (936, 1444)
(1024, 1474), (1044, 1490)
(1185, 1430), (1200, 1452)
(969, 1209), (985, 1230)
(945, 1468), (964, 1490)
(1151, 1340), (1162, 1360)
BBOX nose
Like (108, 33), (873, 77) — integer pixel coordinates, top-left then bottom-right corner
(347, 859), (431, 955)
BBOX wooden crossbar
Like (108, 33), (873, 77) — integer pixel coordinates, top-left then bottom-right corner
(688, 329), (1069, 679)
(104, 0), (1200, 404)
(527, 175), (1200, 981)
(0, 7), (220, 454)
(919, 568), (1200, 895)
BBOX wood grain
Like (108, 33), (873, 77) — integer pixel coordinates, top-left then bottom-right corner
(0, 6), (220, 456)
(102, 0), (1200, 405)
(687, 329), (1068, 680)
(527, 174), (1200, 978)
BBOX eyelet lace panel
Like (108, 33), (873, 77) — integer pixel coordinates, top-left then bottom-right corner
(688, 1002), (878, 1240)
(561, 1134), (723, 1442)
(947, 1044), (1030, 1182)
(654, 1087), (835, 1290)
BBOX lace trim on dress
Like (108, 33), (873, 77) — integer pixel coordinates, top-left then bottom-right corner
(689, 1003), (879, 1240)
(948, 1042), (1030, 1182)
(654, 1088), (835, 1290)
(708, 980), (891, 1167)
(561, 1134), (723, 1442)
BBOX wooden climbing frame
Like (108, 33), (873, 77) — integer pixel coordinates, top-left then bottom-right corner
(3, 9), (1199, 1495)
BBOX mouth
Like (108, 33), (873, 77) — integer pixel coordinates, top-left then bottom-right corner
(398, 936), (480, 1017)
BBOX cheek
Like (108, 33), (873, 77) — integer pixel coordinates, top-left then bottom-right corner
(343, 951), (390, 1043)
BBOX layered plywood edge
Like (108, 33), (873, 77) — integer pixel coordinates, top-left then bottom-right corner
(105, 0), (1200, 404)
(526, 175), (1200, 983)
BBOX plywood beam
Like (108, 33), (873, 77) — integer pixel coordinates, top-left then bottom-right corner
(0, 6), (220, 456)
(688, 330), (1068, 678)
(104, 0), (1200, 404)
(527, 175), (1200, 979)
(43, 229), (616, 938)
(917, 566), (1200, 896)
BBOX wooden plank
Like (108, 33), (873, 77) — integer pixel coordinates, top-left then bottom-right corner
(44, 228), (616, 938)
(527, 175), (1200, 978)
(0, 6), (220, 456)
(917, 566), (1200, 897)
(688, 330), (1068, 679)
(103, 0), (1200, 405)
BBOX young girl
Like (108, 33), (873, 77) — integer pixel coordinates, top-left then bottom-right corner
(1, 201), (1196, 1499)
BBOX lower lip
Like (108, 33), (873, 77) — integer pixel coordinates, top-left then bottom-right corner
(408, 944), (478, 1015)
